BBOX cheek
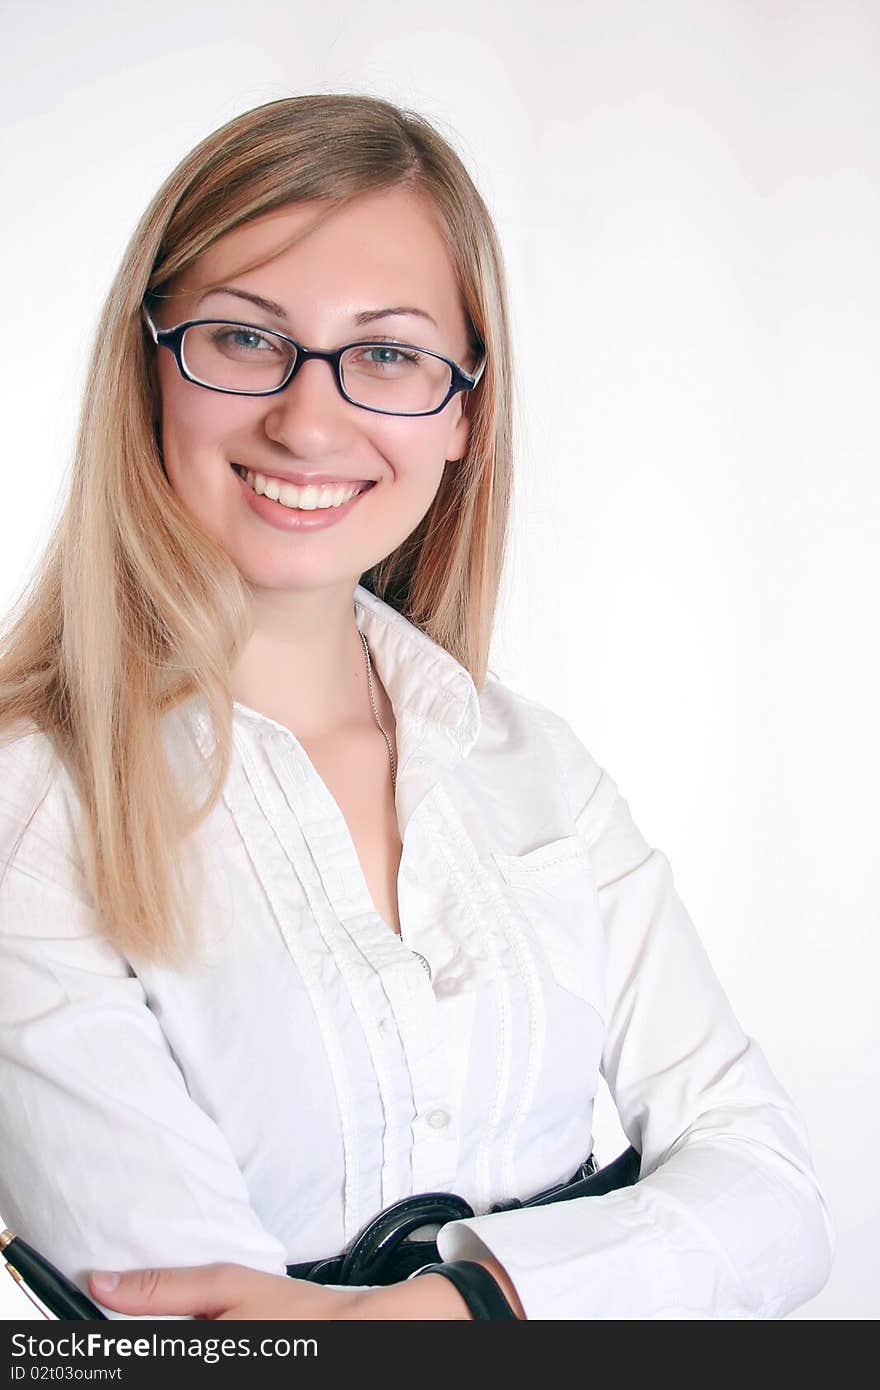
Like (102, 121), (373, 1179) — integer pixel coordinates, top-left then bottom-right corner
(159, 377), (240, 466)
(372, 419), (452, 487)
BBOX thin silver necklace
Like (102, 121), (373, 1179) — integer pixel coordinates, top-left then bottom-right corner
(359, 626), (396, 793)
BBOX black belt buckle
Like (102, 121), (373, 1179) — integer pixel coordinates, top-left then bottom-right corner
(337, 1191), (476, 1286)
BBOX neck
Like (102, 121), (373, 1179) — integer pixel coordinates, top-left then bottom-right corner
(229, 581), (384, 740)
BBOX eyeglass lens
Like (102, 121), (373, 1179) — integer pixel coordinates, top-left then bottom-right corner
(180, 322), (454, 413)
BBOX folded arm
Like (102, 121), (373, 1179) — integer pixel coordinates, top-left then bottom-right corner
(436, 716), (835, 1319)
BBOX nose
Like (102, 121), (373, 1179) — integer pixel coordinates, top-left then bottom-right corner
(260, 353), (356, 454)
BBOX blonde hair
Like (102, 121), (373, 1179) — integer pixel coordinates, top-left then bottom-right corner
(0, 93), (518, 968)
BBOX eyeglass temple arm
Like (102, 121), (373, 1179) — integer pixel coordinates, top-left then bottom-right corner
(141, 306), (159, 343)
(469, 352), (488, 387)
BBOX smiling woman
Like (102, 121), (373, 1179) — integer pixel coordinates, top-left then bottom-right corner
(0, 92), (832, 1323)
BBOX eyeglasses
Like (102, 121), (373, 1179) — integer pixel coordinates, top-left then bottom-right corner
(141, 307), (486, 418)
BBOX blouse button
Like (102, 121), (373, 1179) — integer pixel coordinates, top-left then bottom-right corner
(425, 1108), (450, 1130)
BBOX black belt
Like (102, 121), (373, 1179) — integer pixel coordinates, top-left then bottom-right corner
(286, 1143), (641, 1286)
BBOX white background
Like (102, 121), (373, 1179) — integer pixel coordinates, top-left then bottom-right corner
(1, 0), (876, 1321)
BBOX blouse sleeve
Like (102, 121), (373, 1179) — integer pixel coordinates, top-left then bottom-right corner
(0, 742), (290, 1321)
(435, 711), (835, 1319)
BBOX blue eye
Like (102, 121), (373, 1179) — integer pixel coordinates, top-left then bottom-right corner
(355, 345), (421, 368)
(212, 328), (277, 354)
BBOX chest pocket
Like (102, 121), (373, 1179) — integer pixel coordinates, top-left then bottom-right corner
(491, 834), (607, 1020)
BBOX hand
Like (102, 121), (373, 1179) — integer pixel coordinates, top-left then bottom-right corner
(88, 1261), (501, 1320)
(89, 1263), (370, 1321)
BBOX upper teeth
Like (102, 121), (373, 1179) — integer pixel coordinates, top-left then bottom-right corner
(239, 468), (365, 509)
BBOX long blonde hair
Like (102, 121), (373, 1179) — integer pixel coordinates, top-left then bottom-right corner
(0, 93), (517, 968)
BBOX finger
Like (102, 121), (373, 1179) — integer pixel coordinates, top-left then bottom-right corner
(89, 1263), (235, 1316)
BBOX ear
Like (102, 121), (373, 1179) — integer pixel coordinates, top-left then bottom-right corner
(446, 393), (473, 464)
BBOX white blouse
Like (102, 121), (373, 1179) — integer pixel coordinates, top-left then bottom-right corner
(0, 583), (834, 1320)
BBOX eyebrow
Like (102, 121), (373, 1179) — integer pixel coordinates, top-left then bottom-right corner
(196, 285), (439, 329)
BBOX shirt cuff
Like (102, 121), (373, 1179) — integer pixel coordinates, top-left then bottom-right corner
(437, 1189), (687, 1320)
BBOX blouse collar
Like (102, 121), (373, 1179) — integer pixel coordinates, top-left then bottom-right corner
(352, 583), (481, 757)
(177, 583), (482, 772)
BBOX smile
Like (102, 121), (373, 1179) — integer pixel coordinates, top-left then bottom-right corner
(230, 465), (374, 511)
(230, 464), (376, 533)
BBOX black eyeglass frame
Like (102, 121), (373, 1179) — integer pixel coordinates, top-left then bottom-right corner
(141, 306), (486, 418)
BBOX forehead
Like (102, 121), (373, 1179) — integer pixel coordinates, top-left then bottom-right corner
(171, 187), (466, 335)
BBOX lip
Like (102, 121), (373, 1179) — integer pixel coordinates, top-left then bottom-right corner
(230, 463), (376, 488)
(232, 464), (375, 532)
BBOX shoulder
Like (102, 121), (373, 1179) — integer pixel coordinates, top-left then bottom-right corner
(0, 724), (58, 809)
(0, 725), (83, 890)
(475, 677), (653, 881)
(476, 675), (603, 820)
